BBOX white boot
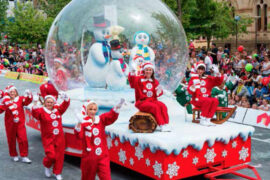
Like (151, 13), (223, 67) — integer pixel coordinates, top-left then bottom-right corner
(13, 156), (19, 162)
(44, 167), (51, 178)
(206, 118), (216, 126)
(21, 157), (32, 164)
(55, 174), (63, 180)
(200, 117), (211, 126)
(160, 124), (171, 132)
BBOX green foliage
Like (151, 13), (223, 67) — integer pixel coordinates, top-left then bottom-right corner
(0, 0), (8, 34)
(5, 2), (53, 45)
(37, 0), (71, 18)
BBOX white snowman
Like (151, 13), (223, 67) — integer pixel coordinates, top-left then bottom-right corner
(83, 15), (111, 88)
(106, 40), (129, 90)
(129, 31), (155, 72)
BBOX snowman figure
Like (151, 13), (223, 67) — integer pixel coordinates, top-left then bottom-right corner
(106, 40), (129, 90)
(130, 31), (155, 70)
(83, 15), (111, 88)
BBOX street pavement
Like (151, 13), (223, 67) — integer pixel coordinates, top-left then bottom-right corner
(0, 77), (269, 180)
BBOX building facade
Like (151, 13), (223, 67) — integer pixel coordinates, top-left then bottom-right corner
(214, 0), (269, 53)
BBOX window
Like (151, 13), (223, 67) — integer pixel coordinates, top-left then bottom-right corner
(264, 4), (268, 31)
(257, 5), (262, 31)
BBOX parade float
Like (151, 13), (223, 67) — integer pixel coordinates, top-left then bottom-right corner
(25, 0), (260, 179)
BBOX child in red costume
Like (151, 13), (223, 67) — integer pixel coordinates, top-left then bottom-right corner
(128, 62), (170, 131)
(187, 62), (224, 126)
(31, 92), (70, 180)
(0, 86), (32, 163)
(74, 99), (125, 180)
(40, 78), (59, 101)
(54, 58), (68, 91)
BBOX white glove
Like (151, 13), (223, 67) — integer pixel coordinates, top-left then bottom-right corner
(59, 91), (69, 101)
(24, 89), (31, 97)
(156, 85), (163, 96)
(33, 95), (39, 102)
(212, 65), (220, 76)
(114, 98), (125, 113)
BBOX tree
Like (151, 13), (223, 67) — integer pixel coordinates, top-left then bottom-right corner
(37, 0), (71, 18)
(0, 0), (8, 35)
(5, 2), (53, 45)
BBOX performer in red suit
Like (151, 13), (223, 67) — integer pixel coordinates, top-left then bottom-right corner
(40, 78), (59, 101)
(74, 99), (124, 180)
(187, 62), (224, 126)
(54, 58), (68, 91)
(31, 92), (70, 180)
(0, 86), (32, 163)
(128, 62), (170, 131)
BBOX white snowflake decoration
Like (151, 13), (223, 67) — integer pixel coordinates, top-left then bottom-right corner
(222, 150), (228, 158)
(146, 158), (151, 167)
(153, 161), (163, 178)
(166, 162), (180, 179)
(129, 158), (134, 166)
(182, 150), (189, 158)
(192, 157), (199, 165)
(135, 145), (144, 160)
(232, 141), (237, 148)
(239, 147), (249, 161)
(118, 149), (127, 164)
(204, 148), (216, 163)
(106, 136), (112, 149)
(114, 139), (119, 147)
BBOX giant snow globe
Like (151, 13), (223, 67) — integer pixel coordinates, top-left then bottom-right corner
(45, 0), (188, 105)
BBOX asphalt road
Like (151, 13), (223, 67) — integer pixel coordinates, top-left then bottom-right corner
(0, 77), (269, 180)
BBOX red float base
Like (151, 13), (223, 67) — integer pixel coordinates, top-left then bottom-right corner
(25, 109), (256, 179)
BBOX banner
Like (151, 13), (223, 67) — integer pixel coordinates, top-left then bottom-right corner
(243, 109), (270, 129)
(19, 73), (46, 84)
(5, 71), (19, 79)
(228, 106), (247, 124)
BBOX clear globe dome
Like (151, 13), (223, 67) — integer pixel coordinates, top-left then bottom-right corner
(45, 0), (188, 93)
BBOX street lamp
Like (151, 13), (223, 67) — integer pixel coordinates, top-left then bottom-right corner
(254, 16), (261, 51)
(234, 15), (241, 49)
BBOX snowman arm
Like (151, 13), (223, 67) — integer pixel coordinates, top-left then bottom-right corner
(113, 61), (125, 77)
(90, 44), (106, 64)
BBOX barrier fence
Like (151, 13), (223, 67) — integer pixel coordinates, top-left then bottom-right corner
(2, 71), (46, 84)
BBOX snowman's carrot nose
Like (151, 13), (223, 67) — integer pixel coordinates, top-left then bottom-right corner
(104, 35), (111, 39)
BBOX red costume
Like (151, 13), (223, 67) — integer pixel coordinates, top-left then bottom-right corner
(75, 108), (119, 180)
(31, 99), (70, 175)
(0, 93), (32, 157)
(187, 73), (223, 118)
(128, 71), (169, 126)
(40, 82), (59, 100)
(54, 67), (68, 91)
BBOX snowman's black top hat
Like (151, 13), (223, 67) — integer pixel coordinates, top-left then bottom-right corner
(110, 40), (121, 50)
(93, 14), (110, 28)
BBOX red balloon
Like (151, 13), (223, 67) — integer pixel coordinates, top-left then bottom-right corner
(262, 77), (270, 86)
(238, 45), (244, 52)
(4, 35), (7, 39)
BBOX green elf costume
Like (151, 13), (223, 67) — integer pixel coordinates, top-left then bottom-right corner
(211, 85), (228, 118)
(175, 79), (192, 114)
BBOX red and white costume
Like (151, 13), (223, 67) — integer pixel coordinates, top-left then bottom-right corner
(187, 63), (223, 118)
(40, 81), (59, 100)
(74, 102), (119, 180)
(31, 97), (70, 175)
(0, 87), (32, 157)
(128, 63), (169, 125)
(54, 58), (68, 91)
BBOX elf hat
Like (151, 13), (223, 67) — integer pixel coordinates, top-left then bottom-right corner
(142, 62), (154, 71)
(54, 58), (64, 65)
(44, 95), (56, 102)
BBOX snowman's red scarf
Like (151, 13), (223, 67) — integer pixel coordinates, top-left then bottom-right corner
(112, 58), (127, 72)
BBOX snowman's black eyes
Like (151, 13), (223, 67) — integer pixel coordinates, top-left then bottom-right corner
(143, 35), (147, 39)
(138, 35), (142, 39)
(106, 31), (110, 35)
(102, 30), (106, 35)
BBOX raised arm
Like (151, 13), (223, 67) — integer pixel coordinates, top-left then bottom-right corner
(100, 108), (119, 126)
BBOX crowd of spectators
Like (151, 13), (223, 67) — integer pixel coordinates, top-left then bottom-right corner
(0, 43), (47, 76)
(187, 41), (270, 111)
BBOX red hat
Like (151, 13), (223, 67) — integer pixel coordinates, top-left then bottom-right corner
(195, 62), (206, 70)
(142, 62), (154, 70)
(44, 95), (56, 102)
(54, 58), (64, 65)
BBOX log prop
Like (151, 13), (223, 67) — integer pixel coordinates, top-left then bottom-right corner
(129, 112), (157, 133)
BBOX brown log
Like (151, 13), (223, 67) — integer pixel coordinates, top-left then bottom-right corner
(129, 112), (157, 133)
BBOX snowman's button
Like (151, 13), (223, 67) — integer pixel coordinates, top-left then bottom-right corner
(95, 147), (102, 156)
(146, 83), (153, 90)
(92, 128), (99, 136)
(146, 91), (153, 97)
(94, 137), (101, 146)
(53, 128), (59, 135)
